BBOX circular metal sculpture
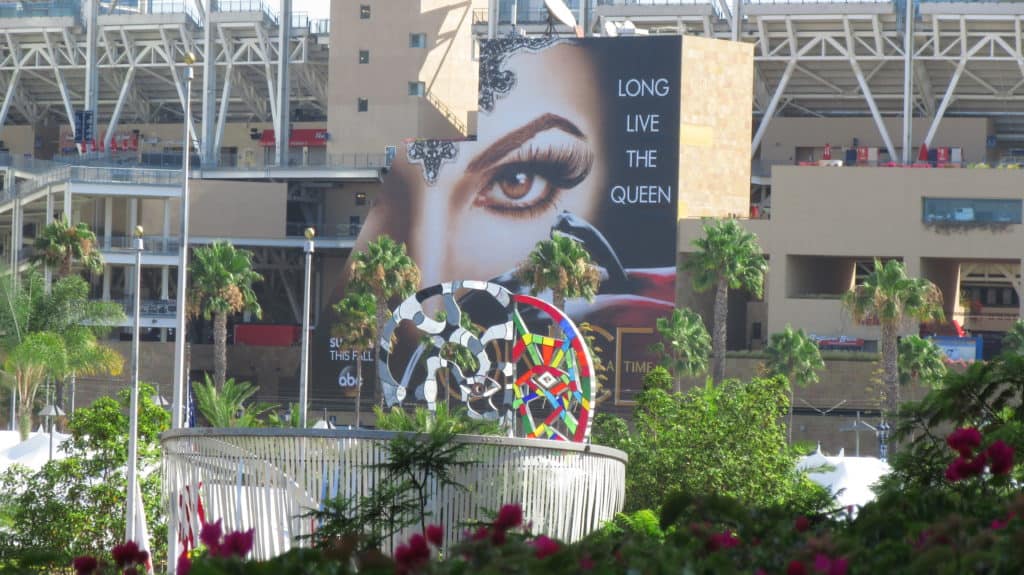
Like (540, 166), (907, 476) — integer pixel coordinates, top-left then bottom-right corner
(378, 281), (594, 442)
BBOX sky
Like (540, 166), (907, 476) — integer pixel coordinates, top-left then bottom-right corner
(292, 0), (330, 20)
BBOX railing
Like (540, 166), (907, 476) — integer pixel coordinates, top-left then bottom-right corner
(98, 236), (181, 254)
(425, 92), (469, 137)
(216, 0), (277, 23)
(311, 18), (330, 35)
(163, 429), (626, 559)
(0, 0), (79, 19)
(146, 0), (201, 23)
(117, 298), (178, 318)
(287, 222), (362, 239)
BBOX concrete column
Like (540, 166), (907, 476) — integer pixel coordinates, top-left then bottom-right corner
(161, 266), (169, 299)
(1019, 258), (1024, 319)
(162, 198), (171, 252)
(102, 265), (111, 300)
(104, 197), (113, 249)
(128, 198), (137, 237)
(487, 0), (498, 38)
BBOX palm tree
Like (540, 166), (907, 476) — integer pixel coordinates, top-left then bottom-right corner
(0, 332), (66, 439)
(683, 218), (767, 383)
(898, 335), (947, 389)
(192, 375), (278, 427)
(31, 216), (104, 278)
(842, 259), (944, 415)
(189, 242), (263, 388)
(347, 235), (420, 398)
(649, 307), (710, 390)
(0, 269), (124, 418)
(1002, 319), (1024, 356)
(764, 325), (825, 442)
(332, 291), (377, 427)
(516, 235), (601, 313)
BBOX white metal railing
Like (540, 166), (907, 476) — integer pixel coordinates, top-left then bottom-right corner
(162, 429), (626, 560)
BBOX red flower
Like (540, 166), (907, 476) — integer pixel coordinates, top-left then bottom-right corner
(494, 504), (523, 530)
(176, 552), (191, 575)
(579, 554), (595, 571)
(217, 529), (255, 558)
(491, 527), (507, 546)
(706, 530), (741, 552)
(947, 427), (983, 457)
(471, 526), (489, 541)
(794, 515), (811, 533)
(134, 550), (149, 566)
(199, 519), (223, 552)
(787, 560), (807, 575)
(530, 535), (559, 559)
(813, 554), (849, 575)
(72, 556), (98, 575)
(945, 456), (985, 482)
(992, 518), (1009, 530)
(987, 440), (1015, 475)
(123, 568), (138, 575)
(426, 524), (444, 547)
(393, 543), (413, 566)
(408, 533), (430, 562)
(111, 542), (140, 568)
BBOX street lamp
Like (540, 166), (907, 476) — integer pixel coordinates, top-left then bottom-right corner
(38, 403), (65, 461)
(125, 225), (144, 542)
(299, 227), (315, 428)
(171, 52), (196, 430)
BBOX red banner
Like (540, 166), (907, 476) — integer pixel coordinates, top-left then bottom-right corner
(259, 128), (329, 147)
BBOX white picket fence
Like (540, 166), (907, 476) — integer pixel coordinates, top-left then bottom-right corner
(162, 429), (627, 560)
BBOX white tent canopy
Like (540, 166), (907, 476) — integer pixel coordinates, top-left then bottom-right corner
(798, 446), (891, 510)
(0, 429), (72, 474)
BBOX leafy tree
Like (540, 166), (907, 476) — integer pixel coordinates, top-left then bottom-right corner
(516, 235), (601, 313)
(0, 269), (124, 420)
(1, 332), (66, 439)
(765, 325), (825, 443)
(372, 403), (504, 436)
(192, 375), (277, 427)
(347, 235), (420, 399)
(842, 259), (943, 415)
(31, 215), (103, 278)
(189, 241), (263, 388)
(649, 308), (710, 389)
(332, 291), (378, 428)
(683, 218), (767, 383)
(898, 335), (947, 389)
(1002, 319), (1024, 356)
(0, 384), (169, 569)
(593, 368), (823, 512)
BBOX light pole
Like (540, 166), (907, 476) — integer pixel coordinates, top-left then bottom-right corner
(171, 52), (196, 430)
(299, 227), (315, 428)
(125, 225), (144, 542)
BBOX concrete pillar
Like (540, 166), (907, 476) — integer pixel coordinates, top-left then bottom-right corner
(102, 264), (111, 300)
(104, 197), (113, 249)
(162, 198), (171, 252)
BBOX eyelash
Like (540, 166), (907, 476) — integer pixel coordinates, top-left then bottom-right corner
(477, 143), (593, 218)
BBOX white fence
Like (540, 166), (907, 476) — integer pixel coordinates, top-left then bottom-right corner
(162, 429), (627, 560)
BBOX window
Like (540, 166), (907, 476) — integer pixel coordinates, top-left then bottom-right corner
(358, 50), (369, 64)
(923, 198), (1023, 225)
(359, 4), (370, 19)
(409, 33), (426, 48)
(751, 322), (762, 341)
(357, 98), (368, 112)
(355, 192), (367, 206)
(408, 81), (425, 97)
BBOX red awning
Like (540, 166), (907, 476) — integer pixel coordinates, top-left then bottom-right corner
(259, 128), (329, 147)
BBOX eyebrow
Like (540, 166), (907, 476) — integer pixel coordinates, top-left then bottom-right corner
(466, 113), (586, 172)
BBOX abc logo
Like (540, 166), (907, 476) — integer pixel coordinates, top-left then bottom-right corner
(337, 366), (360, 388)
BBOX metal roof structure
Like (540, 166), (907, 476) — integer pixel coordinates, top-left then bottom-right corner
(478, 0), (1024, 163)
(0, 0), (328, 167)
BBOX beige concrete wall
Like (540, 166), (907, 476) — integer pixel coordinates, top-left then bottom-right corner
(328, 0), (485, 155)
(323, 182), (379, 235)
(141, 180), (287, 239)
(758, 117), (991, 165)
(678, 37), (753, 219)
(680, 166), (1024, 340)
(0, 125), (36, 156)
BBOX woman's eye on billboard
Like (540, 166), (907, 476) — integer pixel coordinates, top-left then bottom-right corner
(474, 129), (594, 218)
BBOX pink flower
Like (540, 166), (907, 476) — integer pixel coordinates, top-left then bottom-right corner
(176, 552), (191, 575)
(494, 504), (523, 530)
(491, 527), (507, 546)
(72, 556), (98, 575)
(110, 541), (139, 568)
(199, 519), (223, 552)
(408, 533), (430, 562)
(579, 554), (595, 571)
(829, 557), (849, 575)
(813, 554), (848, 575)
(945, 456), (985, 482)
(706, 530), (741, 552)
(992, 518), (1009, 530)
(471, 526), (489, 541)
(217, 529), (255, 558)
(947, 428), (983, 457)
(134, 550), (149, 566)
(530, 535), (559, 559)
(987, 440), (1015, 475)
(426, 524), (444, 547)
(787, 560), (807, 575)
(794, 515), (810, 533)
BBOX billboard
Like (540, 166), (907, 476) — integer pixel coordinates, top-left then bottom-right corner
(314, 36), (681, 410)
